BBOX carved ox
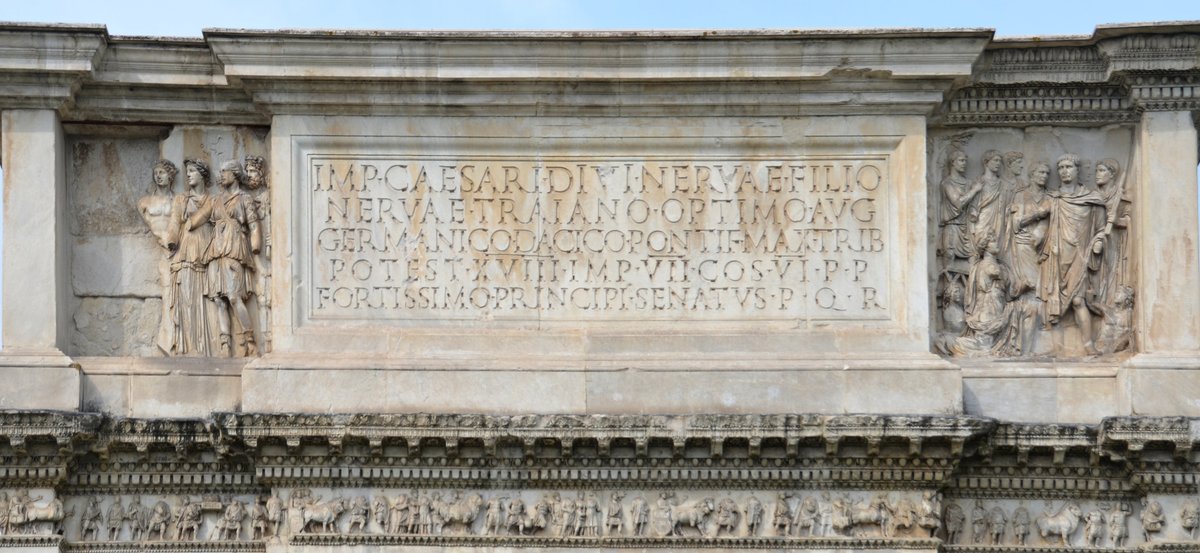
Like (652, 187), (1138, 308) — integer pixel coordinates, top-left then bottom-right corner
(302, 498), (347, 534)
(850, 497), (893, 537)
(1036, 502), (1082, 547)
(670, 498), (715, 537)
(10, 498), (70, 535)
(437, 494), (485, 535)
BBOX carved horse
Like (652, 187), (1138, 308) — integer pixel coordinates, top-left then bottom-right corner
(850, 496), (893, 537)
(301, 498), (347, 534)
(1036, 502), (1082, 547)
(436, 493), (484, 535)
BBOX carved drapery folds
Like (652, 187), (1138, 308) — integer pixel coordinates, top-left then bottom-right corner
(140, 156), (271, 358)
(932, 133), (1135, 358)
(0, 413), (1199, 549)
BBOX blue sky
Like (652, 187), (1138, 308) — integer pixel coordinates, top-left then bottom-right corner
(3, 0), (1197, 37)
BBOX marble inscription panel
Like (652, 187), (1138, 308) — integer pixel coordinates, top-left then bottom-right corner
(303, 150), (891, 324)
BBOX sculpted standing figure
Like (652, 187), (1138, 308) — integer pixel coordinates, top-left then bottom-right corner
(917, 491), (941, 538)
(1037, 154), (1107, 354)
(166, 160), (213, 356)
(1006, 162), (1054, 354)
(971, 150), (1010, 258)
(939, 150), (982, 287)
(199, 160), (262, 356)
(244, 155), (272, 352)
(1091, 158), (1132, 311)
(138, 160), (179, 354)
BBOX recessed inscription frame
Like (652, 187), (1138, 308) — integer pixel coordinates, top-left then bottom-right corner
(269, 116), (937, 364)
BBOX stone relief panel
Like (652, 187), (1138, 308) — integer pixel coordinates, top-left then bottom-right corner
(929, 127), (1135, 359)
(68, 126), (269, 357)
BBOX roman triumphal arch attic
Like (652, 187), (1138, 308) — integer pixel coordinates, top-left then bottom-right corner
(2, 20), (1200, 553)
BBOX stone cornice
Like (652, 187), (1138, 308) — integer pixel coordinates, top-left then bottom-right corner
(0, 24), (106, 110)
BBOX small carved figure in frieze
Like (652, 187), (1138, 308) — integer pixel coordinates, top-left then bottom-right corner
(145, 499), (172, 541)
(1038, 154), (1108, 355)
(890, 497), (917, 537)
(416, 492), (433, 534)
(506, 497), (528, 536)
(105, 496), (124, 541)
(484, 495), (506, 536)
(580, 492), (601, 537)
(1182, 499), (1200, 539)
(371, 495), (388, 534)
(1140, 497), (1165, 542)
(938, 149), (981, 288)
(138, 160), (179, 354)
(917, 491), (942, 539)
(650, 492), (675, 537)
(713, 497), (738, 538)
(793, 495), (819, 537)
(555, 494), (577, 537)
(126, 496), (147, 541)
(437, 492), (483, 535)
(430, 491), (447, 535)
(772, 492), (793, 536)
(174, 496), (203, 541)
(944, 502), (965, 544)
(4, 491), (26, 536)
(1084, 509), (1106, 548)
(818, 492), (834, 537)
(831, 495), (853, 537)
(1036, 501), (1082, 547)
(744, 495), (763, 537)
(203, 160), (262, 357)
(211, 499), (246, 541)
(10, 492), (66, 536)
(1108, 502), (1130, 547)
(987, 505), (1007, 545)
(631, 495), (650, 537)
(244, 154), (272, 353)
(0, 492), (9, 536)
(264, 493), (284, 539)
(168, 160), (214, 357)
(851, 495), (894, 538)
(1011, 502), (1031, 546)
(250, 497), (269, 540)
(288, 489), (317, 535)
(389, 492), (411, 534)
(80, 497), (102, 541)
(346, 496), (369, 534)
(604, 492), (624, 537)
(530, 493), (554, 536)
(300, 497), (346, 534)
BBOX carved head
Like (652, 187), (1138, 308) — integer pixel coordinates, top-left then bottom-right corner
(983, 150), (1003, 174)
(1056, 154), (1080, 185)
(219, 160), (246, 188)
(1003, 151), (1025, 176)
(947, 150), (968, 174)
(1115, 286), (1135, 308)
(1096, 158), (1121, 186)
(153, 160), (178, 190)
(183, 159), (210, 189)
(1030, 162), (1051, 188)
(245, 155), (267, 190)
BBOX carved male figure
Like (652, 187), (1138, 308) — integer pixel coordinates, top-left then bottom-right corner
(1007, 161), (1054, 354)
(105, 496), (124, 541)
(917, 491), (941, 538)
(1108, 502), (1130, 547)
(1140, 497), (1165, 542)
(80, 497), (102, 541)
(146, 500), (172, 541)
(138, 160), (179, 354)
(630, 495), (650, 536)
(772, 492), (793, 536)
(1084, 510), (1106, 547)
(1038, 154), (1107, 354)
(1091, 158), (1132, 309)
(971, 150), (1010, 258)
(939, 150), (981, 287)
(126, 496), (146, 541)
(167, 160), (214, 356)
(200, 160), (262, 356)
(605, 492), (624, 537)
(244, 155), (272, 352)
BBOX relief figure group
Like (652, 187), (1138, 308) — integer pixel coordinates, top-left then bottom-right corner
(138, 156), (272, 357)
(936, 148), (1133, 357)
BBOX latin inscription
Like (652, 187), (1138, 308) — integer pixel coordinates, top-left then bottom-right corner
(307, 156), (890, 322)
